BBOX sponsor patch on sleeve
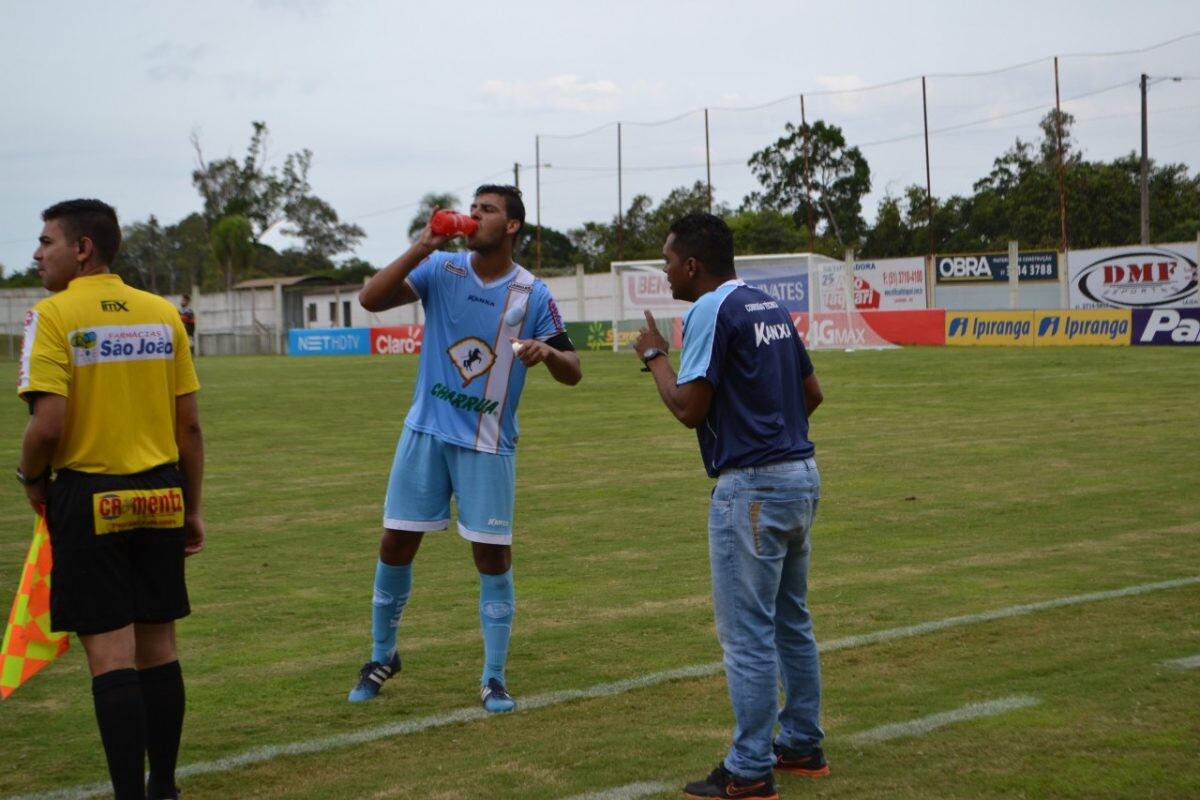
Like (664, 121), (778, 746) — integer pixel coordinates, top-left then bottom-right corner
(547, 297), (564, 332)
(92, 488), (185, 534)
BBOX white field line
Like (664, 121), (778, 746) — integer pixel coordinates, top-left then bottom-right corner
(559, 781), (674, 800)
(1160, 654), (1200, 669)
(571, 695), (1044, 799)
(846, 695), (1042, 744)
(6, 575), (1197, 800)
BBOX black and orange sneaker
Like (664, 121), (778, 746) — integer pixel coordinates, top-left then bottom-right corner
(683, 764), (778, 799)
(773, 743), (830, 777)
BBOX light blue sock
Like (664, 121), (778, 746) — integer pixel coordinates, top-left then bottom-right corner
(479, 569), (514, 685)
(371, 560), (412, 664)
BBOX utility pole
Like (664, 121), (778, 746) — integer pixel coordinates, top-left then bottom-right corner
(1140, 73), (1149, 245)
(1140, 73), (1184, 245)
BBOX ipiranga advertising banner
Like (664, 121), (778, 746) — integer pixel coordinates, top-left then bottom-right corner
(947, 310), (1136, 346)
(945, 312), (1036, 346)
(1033, 310), (1131, 346)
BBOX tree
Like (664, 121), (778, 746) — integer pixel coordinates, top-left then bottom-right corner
(566, 181), (726, 271)
(515, 225), (579, 270)
(116, 213), (213, 293)
(333, 257), (379, 284)
(209, 215), (255, 291)
(858, 196), (908, 258)
(0, 260), (42, 288)
(116, 216), (166, 292)
(282, 196), (365, 259)
(163, 213), (211, 294)
(652, 181), (728, 236)
(744, 120), (872, 247)
(192, 121), (363, 259)
(725, 209), (810, 256)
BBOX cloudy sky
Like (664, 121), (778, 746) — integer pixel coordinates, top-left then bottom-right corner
(2, 0), (1198, 275)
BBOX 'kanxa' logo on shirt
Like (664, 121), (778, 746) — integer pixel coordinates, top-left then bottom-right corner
(753, 321), (794, 347)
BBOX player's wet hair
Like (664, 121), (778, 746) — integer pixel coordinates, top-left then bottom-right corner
(669, 213), (735, 278)
(42, 199), (122, 266)
(475, 184), (525, 237)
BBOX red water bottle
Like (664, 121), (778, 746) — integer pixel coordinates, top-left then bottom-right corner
(430, 209), (478, 237)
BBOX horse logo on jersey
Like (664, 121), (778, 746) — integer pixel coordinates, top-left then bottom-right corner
(448, 337), (496, 387)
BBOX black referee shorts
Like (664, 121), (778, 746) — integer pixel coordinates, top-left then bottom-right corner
(46, 464), (191, 636)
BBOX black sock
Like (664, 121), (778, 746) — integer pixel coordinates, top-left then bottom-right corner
(91, 668), (146, 800)
(139, 661), (185, 800)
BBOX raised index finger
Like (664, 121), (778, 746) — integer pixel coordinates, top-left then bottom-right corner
(643, 309), (656, 328)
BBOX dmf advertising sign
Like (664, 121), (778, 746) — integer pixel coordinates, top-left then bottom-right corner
(1068, 245), (1198, 309)
(935, 251), (1058, 283)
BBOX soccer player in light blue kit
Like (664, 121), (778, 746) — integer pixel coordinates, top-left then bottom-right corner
(635, 214), (826, 800)
(349, 185), (581, 711)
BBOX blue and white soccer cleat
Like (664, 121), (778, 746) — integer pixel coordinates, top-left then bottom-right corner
(347, 652), (401, 702)
(480, 677), (516, 713)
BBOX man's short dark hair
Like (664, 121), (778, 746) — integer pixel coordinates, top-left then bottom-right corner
(475, 184), (525, 237)
(42, 199), (121, 266)
(669, 213), (734, 278)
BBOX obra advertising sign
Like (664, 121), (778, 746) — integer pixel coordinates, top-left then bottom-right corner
(1069, 246), (1198, 309)
(935, 250), (1058, 283)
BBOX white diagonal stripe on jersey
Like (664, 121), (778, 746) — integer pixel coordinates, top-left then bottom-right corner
(474, 266), (534, 453)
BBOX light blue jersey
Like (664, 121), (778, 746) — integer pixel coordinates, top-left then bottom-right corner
(404, 250), (566, 455)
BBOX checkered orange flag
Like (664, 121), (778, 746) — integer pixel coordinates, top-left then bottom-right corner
(1, 513), (69, 699)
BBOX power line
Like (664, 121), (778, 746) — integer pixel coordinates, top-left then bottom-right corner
(537, 31), (1200, 137)
(344, 32), (1200, 227)
(346, 170), (512, 223)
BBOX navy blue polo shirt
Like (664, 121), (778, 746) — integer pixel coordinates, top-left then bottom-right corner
(677, 280), (815, 478)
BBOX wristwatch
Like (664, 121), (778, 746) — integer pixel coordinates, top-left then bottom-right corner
(640, 347), (666, 371)
(16, 466), (49, 486)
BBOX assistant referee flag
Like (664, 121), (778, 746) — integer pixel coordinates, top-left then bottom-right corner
(1, 513), (69, 699)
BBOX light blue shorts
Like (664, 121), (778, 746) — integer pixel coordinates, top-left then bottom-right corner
(384, 427), (515, 545)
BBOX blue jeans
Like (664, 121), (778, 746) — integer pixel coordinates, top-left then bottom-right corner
(709, 457), (823, 779)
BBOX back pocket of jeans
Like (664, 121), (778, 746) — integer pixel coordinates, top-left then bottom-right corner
(749, 497), (814, 556)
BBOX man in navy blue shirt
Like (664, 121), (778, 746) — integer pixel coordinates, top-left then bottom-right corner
(634, 213), (827, 800)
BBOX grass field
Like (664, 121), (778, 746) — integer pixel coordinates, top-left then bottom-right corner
(0, 347), (1197, 800)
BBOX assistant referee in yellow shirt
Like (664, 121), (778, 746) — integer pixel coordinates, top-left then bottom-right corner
(17, 199), (205, 800)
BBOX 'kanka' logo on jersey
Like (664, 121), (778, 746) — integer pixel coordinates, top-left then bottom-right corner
(448, 337), (495, 386)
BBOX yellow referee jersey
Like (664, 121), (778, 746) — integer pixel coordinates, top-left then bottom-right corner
(17, 274), (200, 475)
